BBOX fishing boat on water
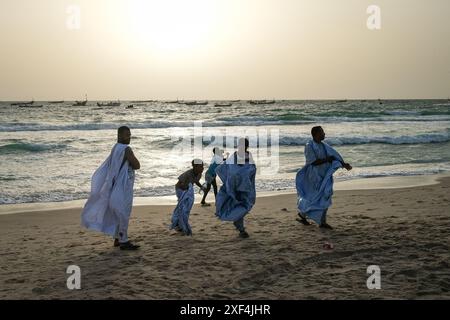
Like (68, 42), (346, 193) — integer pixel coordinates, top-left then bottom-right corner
(73, 95), (88, 106)
(214, 103), (232, 107)
(18, 104), (43, 108)
(249, 100), (275, 105)
(11, 100), (34, 106)
(130, 100), (155, 103)
(97, 100), (121, 107)
(184, 101), (208, 106)
(48, 100), (64, 104)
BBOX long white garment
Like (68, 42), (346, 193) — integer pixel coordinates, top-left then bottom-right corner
(81, 143), (135, 242)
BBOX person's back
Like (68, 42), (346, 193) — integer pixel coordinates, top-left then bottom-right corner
(81, 126), (141, 250)
(201, 148), (228, 206)
(176, 168), (202, 191)
(206, 153), (223, 176)
(171, 160), (205, 236)
(230, 150), (253, 165)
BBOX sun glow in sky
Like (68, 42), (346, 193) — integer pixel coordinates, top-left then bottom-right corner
(126, 0), (217, 52)
(0, 0), (449, 100)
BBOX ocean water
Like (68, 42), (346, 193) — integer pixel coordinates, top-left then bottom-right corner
(1, 99), (450, 204)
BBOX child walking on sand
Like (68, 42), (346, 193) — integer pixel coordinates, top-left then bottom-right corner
(170, 159), (206, 236)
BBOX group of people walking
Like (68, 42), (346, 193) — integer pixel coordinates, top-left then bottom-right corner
(81, 125), (352, 250)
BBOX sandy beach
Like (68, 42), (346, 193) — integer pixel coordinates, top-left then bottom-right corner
(1, 0), (449, 306)
(1, 174), (449, 300)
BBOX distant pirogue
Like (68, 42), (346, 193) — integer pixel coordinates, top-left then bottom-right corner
(249, 100), (275, 105)
(11, 100), (34, 106)
(73, 94), (88, 106)
(184, 101), (208, 106)
(97, 101), (121, 107)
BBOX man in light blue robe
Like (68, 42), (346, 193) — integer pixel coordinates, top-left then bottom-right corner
(215, 138), (256, 239)
(296, 126), (352, 229)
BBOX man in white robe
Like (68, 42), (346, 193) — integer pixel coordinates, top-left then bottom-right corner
(81, 126), (141, 250)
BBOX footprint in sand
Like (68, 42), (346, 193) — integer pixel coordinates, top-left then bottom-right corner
(68, 242), (82, 248)
(5, 278), (26, 284)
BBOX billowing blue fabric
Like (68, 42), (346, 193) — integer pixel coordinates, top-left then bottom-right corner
(170, 184), (194, 235)
(215, 160), (256, 222)
(296, 140), (344, 224)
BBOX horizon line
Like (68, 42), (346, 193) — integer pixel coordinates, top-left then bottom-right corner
(1, 97), (449, 102)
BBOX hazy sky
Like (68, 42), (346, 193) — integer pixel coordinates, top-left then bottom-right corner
(1, 0), (449, 100)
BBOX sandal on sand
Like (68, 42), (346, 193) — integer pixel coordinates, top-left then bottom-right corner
(296, 216), (311, 226)
(239, 231), (250, 239)
(119, 241), (140, 250)
(201, 202), (211, 207)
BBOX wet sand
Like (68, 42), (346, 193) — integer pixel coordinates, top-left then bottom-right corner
(1, 175), (449, 299)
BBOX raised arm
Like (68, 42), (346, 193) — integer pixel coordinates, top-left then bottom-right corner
(332, 156), (352, 171)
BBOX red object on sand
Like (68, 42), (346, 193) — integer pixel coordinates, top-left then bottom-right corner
(323, 242), (334, 250)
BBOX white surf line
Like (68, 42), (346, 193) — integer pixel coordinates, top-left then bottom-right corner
(255, 172), (450, 197)
(1, 172), (449, 215)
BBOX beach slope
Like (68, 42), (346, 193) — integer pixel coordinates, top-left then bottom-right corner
(1, 176), (449, 299)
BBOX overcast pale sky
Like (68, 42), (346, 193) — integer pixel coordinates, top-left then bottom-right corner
(0, 0), (449, 100)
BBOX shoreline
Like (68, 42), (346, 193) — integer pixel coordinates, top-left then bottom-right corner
(1, 172), (449, 216)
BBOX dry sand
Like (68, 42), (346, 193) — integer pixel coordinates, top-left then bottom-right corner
(1, 175), (449, 300)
